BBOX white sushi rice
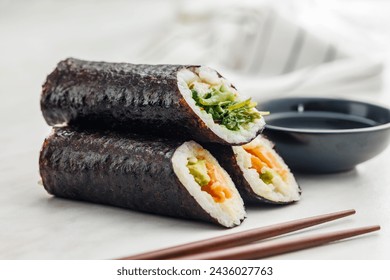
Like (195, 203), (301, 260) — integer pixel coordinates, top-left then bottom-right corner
(177, 67), (265, 144)
(172, 141), (246, 227)
(233, 136), (300, 203)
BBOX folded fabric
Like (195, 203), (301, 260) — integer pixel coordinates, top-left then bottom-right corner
(136, 2), (384, 100)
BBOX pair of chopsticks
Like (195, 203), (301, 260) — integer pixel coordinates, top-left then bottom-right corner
(118, 209), (379, 260)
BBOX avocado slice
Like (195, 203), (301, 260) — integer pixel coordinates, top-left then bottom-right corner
(187, 157), (211, 187)
(260, 170), (274, 185)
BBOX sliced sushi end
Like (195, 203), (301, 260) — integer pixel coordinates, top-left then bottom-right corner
(177, 67), (266, 145)
(233, 136), (301, 204)
(172, 141), (246, 228)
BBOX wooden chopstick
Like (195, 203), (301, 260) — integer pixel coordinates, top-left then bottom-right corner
(119, 209), (356, 260)
(174, 225), (380, 260)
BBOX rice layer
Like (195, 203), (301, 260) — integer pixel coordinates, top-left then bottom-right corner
(233, 136), (300, 203)
(172, 141), (246, 227)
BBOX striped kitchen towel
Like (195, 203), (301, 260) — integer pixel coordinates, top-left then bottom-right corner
(138, 3), (383, 101)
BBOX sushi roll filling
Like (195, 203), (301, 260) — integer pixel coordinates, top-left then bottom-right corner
(242, 143), (288, 190)
(179, 67), (267, 131)
(232, 136), (300, 203)
(173, 141), (246, 227)
(187, 156), (232, 203)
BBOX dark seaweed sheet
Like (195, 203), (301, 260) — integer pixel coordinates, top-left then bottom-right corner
(41, 58), (257, 144)
(39, 127), (229, 226)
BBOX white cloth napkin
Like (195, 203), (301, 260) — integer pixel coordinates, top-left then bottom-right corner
(1, 0), (386, 106)
(135, 2), (384, 102)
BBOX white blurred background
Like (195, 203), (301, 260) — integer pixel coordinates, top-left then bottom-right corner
(1, 0), (390, 154)
(1, 0), (390, 105)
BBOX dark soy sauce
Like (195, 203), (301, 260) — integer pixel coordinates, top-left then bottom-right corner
(266, 112), (378, 130)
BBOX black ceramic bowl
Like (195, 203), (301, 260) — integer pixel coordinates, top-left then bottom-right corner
(258, 97), (390, 173)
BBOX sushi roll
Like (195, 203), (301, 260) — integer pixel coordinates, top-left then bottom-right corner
(41, 58), (266, 145)
(39, 127), (246, 228)
(207, 135), (300, 204)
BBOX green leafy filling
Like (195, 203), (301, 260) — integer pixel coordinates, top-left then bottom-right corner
(191, 85), (261, 131)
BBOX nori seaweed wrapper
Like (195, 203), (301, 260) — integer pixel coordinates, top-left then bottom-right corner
(41, 58), (249, 144)
(39, 127), (222, 226)
(205, 143), (297, 205)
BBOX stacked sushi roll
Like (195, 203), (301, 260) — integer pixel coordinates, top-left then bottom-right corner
(205, 136), (301, 204)
(39, 58), (300, 228)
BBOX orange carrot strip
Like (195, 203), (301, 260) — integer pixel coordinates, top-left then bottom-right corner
(203, 161), (232, 203)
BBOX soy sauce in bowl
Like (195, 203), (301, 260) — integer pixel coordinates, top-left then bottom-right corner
(266, 112), (378, 130)
(258, 97), (390, 173)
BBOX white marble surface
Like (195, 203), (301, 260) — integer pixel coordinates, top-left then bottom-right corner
(0, 0), (389, 260)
